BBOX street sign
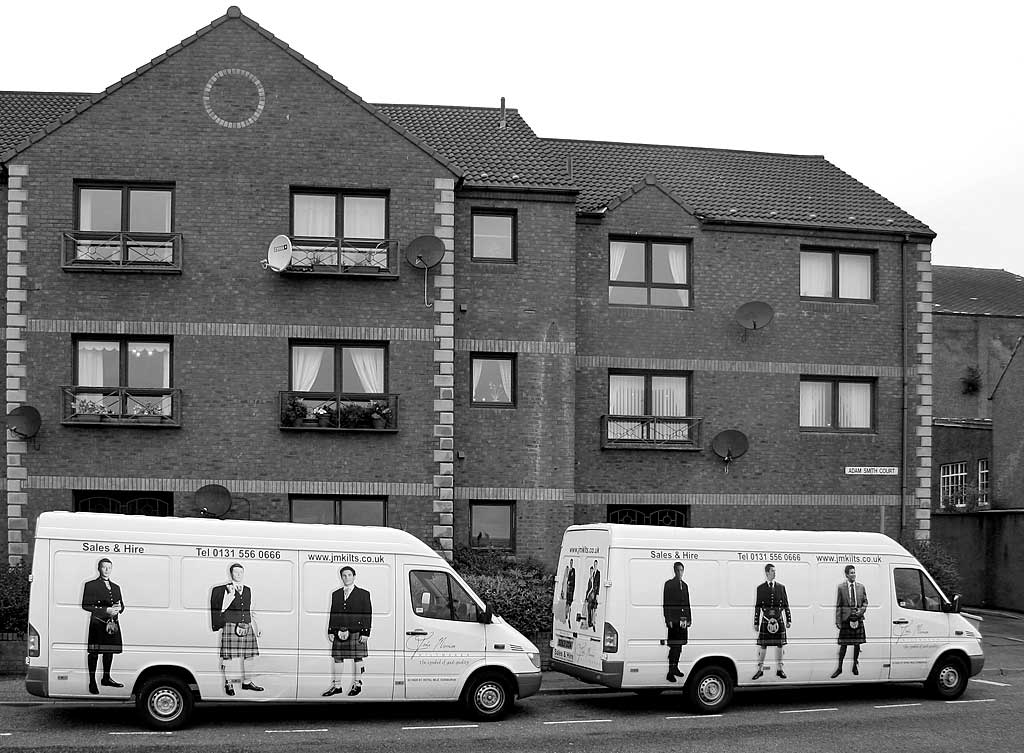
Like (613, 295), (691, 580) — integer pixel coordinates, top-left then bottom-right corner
(845, 466), (899, 475)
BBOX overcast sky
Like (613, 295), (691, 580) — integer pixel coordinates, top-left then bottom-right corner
(4, 0), (1022, 275)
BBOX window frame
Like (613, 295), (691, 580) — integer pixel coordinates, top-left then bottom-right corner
(799, 247), (875, 303)
(608, 369), (692, 417)
(608, 236), (692, 309)
(977, 458), (990, 506)
(470, 352), (517, 407)
(289, 495), (387, 526)
(73, 490), (174, 516)
(471, 208), (517, 263)
(288, 340), (389, 397)
(290, 188), (390, 240)
(75, 182), (176, 234)
(408, 570), (480, 622)
(607, 504), (689, 527)
(469, 501), (516, 552)
(73, 336), (174, 390)
(798, 376), (875, 432)
(940, 461), (969, 506)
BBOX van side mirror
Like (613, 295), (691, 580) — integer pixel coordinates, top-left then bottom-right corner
(477, 604), (493, 624)
(949, 594), (962, 613)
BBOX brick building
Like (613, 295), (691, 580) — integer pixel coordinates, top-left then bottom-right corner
(2, 7), (936, 568)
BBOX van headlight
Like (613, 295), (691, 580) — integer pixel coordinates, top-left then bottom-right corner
(527, 652), (541, 669)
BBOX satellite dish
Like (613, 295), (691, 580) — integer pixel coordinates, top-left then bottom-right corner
(735, 301), (775, 331)
(404, 235), (445, 270)
(265, 234), (294, 272)
(6, 405), (41, 439)
(711, 430), (749, 474)
(195, 483), (233, 519)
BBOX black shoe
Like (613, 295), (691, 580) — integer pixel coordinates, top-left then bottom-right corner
(89, 682), (99, 695)
(673, 667), (686, 678)
(852, 664), (859, 676)
(100, 677), (123, 688)
(322, 686), (339, 697)
(241, 682), (264, 692)
(830, 668), (842, 679)
(752, 669), (763, 680)
(776, 670), (787, 679)
(666, 671), (677, 683)
(347, 682), (362, 696)
(224, 683), (235, 696)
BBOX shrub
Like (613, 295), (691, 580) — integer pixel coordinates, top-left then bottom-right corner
(903, 539), (963, 598)
(0, 564), (30, 634)
(455, 547), (555, 637)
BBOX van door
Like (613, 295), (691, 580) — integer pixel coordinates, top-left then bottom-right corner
(401, 566), (486, 700)
(889, 565), (950, 681)
(551, 530), (609, 673)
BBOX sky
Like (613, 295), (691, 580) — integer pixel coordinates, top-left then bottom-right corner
(4, 0), (1022, 275)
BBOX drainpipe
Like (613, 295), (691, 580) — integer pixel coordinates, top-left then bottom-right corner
(899, 234), (909, 542)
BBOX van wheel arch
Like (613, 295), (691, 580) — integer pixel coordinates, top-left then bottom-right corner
(685, 658), (737, 714)
(133, 667), (199, 730)
(926, 651), (969, 700)
(461, 668), (516, 721)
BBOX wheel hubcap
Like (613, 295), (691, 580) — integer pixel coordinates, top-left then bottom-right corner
(150, 688), (182, 720)
(699, 676), (724, 704)
(475, 682), (503, 712)
(939, 666), (960, 689)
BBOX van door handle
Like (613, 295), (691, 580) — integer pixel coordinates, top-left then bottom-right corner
(892, 619), (909, 625)
(406, 629), (428, 636)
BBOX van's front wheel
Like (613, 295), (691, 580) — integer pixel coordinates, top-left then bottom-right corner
(463, 673), (513, 721)
(926, 655), (968, 700)
(136, 675), (193, 730)
(687, 665), (733, 714)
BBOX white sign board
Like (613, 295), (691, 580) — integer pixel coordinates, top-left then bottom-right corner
(845, 466), (899, 475)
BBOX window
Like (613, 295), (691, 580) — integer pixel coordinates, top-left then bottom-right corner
(608, 238), (690, 308)
(800, 248), (873, 301)
(606, 371), (695, 445)
(68, 183), (177, 267)
(978, 459), (990, 506)
(291, 190), (389, 270)
(894, 567), (944, 612)
(67, 337), (176, 422)
(799, 378), (873, 430)
(284, 342), (395, 429)
(470, 502), (515, 550)
(472, 210), (516, 261)
(940, 461), (968, 507)
(291, 496), (386, 526)
(409, 570), (479, 622)
(73, 490), (173, 516)
(608, 505), (689, 527)
(471, 354), (516, 405)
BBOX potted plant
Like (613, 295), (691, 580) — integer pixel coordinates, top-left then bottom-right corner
(282, 395), (307, 427)
(74, 398), (108, 422)
(314, 402), (338, 428)
(132, 402), (166, 423)
(369, 400), (393, 429)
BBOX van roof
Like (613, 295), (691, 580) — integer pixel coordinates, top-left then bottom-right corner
(564, 523), (910, 556)
(34, 511), (444, 559)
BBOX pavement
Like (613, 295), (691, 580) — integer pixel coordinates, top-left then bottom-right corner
(1, 608), (1019, 703)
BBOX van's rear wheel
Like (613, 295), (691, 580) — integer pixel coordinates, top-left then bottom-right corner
(136, 675), (193, 730)
(926, 655), (968, 700)
(687, 665), (733, 714)
(463, 673), (513, 721)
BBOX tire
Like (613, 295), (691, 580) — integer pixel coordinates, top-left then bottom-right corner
(463, 673), (513, 721)
(687, 665), (733, 714)
(135, 675), (194, 730)
(926, 655), (968, 700)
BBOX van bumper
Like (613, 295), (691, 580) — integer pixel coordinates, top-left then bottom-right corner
(25, 665), (48, 698)
(516, 670), (542, 699)
(550, 658), (624, 689)
(968, 654), (985, 677)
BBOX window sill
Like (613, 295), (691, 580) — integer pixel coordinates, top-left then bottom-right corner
(601, 442), (703, 452)
(279, 424), (397, 432)
(62, 416), (180, 428)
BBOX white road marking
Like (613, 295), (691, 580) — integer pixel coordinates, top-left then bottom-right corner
(401, 724), (479, 730)
(0, 733), (11, 736)
(666, 714), (723, 719)
(543, 719), (614, 725)
(971, 679), (1011, 687)
(780, 708), (837, 714)
(946, 698), (995, 704)
(265, 728), (329, 734)
(109, 731), (173, 736)
(874, 703), (922, 709)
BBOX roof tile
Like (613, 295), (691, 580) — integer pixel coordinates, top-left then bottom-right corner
(932, 265), (1024, 317)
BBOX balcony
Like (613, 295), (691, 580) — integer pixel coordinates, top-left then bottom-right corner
(281, 237), (399, 277)
(62, 231), (183, 272)
(601, 415), (702, 450)
(61, 386), (182, 427)
(279, 392), (399, 431)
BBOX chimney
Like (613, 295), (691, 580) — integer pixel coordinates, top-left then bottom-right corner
(499, 96), (506, 130)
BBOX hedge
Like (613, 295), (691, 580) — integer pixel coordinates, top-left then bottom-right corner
(0, 564), (29, 635)
(454, 547), (554, 637)
(903, 538), (963, 599)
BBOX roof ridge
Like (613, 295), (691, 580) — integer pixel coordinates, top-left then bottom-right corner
(0, 90), (95, 97)
(376, 102), (521, 114)
(545, 136), (824, 160)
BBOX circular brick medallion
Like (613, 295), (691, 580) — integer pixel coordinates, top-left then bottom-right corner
(202, 68), (266, 128)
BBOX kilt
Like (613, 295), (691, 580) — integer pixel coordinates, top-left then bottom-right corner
(838, 617), (867, 646)
(220, 622), (259, 660)
(756, 617), (787, 647)
(87, 616), (123, 655)
(332, 633), (368, 661)
(666, 623), (689, 646)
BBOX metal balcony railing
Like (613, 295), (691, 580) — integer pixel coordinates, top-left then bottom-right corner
(279, 391), (399, 431)
(283, 237), (399, 276)
(62, 231), (183, 272)
(61, 386), (182, 427)
(601, 414), (702, 450)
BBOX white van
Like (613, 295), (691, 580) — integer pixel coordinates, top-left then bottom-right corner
(551, 524), (983, 712)
(26, 512), (541, 728)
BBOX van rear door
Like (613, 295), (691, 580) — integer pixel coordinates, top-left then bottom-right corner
(551, 529), (609, 673)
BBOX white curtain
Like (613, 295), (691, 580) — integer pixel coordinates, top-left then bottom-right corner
(293, 195), (335, 237)
(609, 241), (627, 281)
(651, 377), (687, 417)
(800, 381), (832, 427)
(838, 382), (871, 428)
(472, 359), (485, 398)
(77, 341), (118, 386)
(800, 252), (832, 297)
(344, 197), (385, 239)
(838, 254), (871, 299)
(292, 347), (327, 391)
(609, 375), (644, 440)
(349, 347), (384, 393)
(654, 243), (688, 284)
(497, 360), (512, 401)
